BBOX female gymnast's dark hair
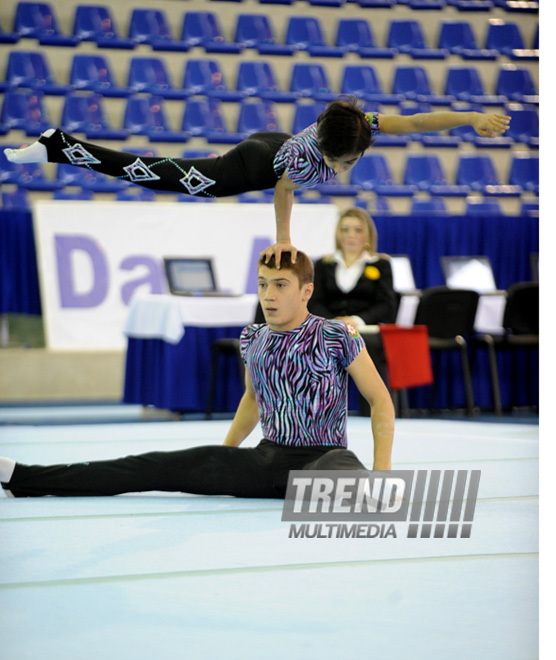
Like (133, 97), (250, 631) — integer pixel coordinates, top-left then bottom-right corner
(316, 96), (375, 160)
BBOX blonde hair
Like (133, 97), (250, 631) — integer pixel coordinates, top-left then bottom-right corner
(322, 208), (379, 263)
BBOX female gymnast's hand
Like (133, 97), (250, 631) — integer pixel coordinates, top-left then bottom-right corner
(472, 112), (511, 137)
(260, 241), (298, 269)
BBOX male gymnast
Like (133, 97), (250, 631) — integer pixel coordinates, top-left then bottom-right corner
(0, 251), (394, 498)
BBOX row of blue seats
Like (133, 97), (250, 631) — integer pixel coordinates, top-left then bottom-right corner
(214, 0), (539, 10)
(0, 90), (539, 148)
(0, 146), (539, 196)
(0, 187), (540, 217)
(1, 52), (539, 107)
(0, 4), (539, 59)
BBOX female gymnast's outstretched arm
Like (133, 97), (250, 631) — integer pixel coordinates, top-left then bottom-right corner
(4, 98), (510, 267)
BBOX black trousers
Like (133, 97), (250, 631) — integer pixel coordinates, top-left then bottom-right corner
(3, 440), (366, 499)
(40, 129), (291, 197)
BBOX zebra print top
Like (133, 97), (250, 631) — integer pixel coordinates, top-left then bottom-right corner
(272, 113), (380, 188)
(240, 314), (364, 447)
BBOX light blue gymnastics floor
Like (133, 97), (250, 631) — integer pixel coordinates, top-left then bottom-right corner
(0, 411), (539, 660)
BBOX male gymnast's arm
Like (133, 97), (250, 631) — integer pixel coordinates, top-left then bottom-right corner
(378, 111), (510, 138)
(222, 369), (260, 447)
(260, 171), (300, 269)
(346, 347), (395, 471)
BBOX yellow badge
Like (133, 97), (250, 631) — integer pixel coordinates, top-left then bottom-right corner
(364, 265), (381, 281)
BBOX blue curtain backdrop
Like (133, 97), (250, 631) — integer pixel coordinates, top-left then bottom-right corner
(1, 209), (539, 411)
(0, 210), (41, 315)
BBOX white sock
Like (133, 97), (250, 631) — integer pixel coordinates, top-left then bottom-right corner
(4, 128), (55, 164)
(0, 457), (16, 483)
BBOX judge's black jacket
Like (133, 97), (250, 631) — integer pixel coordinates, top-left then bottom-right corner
(308, 257), (397, 325)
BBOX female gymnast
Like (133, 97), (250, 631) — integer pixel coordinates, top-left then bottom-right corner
(4, 97), (510, 266)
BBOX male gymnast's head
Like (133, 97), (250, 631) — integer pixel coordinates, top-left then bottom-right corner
(257, 251), (314, 332)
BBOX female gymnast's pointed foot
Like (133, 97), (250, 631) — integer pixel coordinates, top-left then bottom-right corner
(4, 128), (56, 164)
(0, 456), (15, 496)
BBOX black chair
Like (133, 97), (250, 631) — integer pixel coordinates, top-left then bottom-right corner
(414, 287), (479, 416)
(205, 302), (265, 418)
(473, 282), (539, 416)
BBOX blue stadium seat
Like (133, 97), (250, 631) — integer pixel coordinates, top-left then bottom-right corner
(127, 58), (187, 99)
(356, 1), (397, 7)
(53, 188), (95, 201)
(505, 104), (539, 147)
(399, 101), (461, 147)
(13, 2), (79, 46)
(335, 18), (395, 58)
(508, 153), (538, 194)
(456, 154), (521, 196)
(181, 12), (243, 53)
(486, 19), (538, 60)
(128, 8), (189, 51)
(181, 98), (228, 141)
(444, 67), (505, 105)
(123, 96), (191, 143)
(404, 154), (465, 196)
(437, 20), (497, 59)
(408, 0), (446, 7)
(72, 5), (135, 49)
(115, 188), (157, 202)
(495, 65), (538, 104)
(307, 0), (346, 6)
(61, 93), (130, 140)
(387, 20), (447, 59)
(237, 100), (281, 136)
(533, 23), (538, 49)
(520, 200), (538, 216)
(465, 198), (503, 215)
(411, 197), (448, 214)
(289, 63), (337, 101)
(5, 51), (73, 95)
(0, 18), (20, 44)
(234, 14), (295, 55)
(17, 162), (63, 191)
(349, 154), (417, 196)
(340, 65), (403, 105)
(0, 89), (51, 136)
(1, 189), (30, 210)
(237, 62), (299, 102)
(285, 16), (344, 57)
(291, 101), (327, 134)
(182, 59), (246, 101)
(69, 54), (133, 97)
(181, 149), (219, 159)
(392, 66), (453, 105)
(56, 162), (126, 192)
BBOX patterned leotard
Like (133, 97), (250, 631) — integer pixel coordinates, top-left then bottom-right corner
(272, 113), (380, 188)
(240, 314), (365, 447)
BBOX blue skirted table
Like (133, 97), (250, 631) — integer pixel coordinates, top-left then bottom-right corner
(123, 294), (259, 413)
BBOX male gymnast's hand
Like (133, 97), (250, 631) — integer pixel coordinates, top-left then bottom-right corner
(260, 241), (298, 270)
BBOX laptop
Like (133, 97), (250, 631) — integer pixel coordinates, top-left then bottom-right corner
(441, 256), (498, 294)
(163, 257), (240, 297)
(389, 255), (419, 293)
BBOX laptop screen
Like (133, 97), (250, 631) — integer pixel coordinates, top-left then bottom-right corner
(442, 256), (497, 293)
(164, 258), (217, 294)
(389, 255), (417, 292)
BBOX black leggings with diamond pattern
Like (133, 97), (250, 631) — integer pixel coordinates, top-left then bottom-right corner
(41, 129), (291, 197)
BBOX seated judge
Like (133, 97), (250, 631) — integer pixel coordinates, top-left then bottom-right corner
(309, 207), (397, 327)
(308, 207), (397, 397)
